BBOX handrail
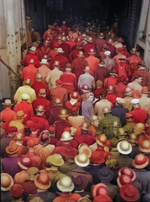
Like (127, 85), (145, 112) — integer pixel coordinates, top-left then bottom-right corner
(0, 57), (17, 76)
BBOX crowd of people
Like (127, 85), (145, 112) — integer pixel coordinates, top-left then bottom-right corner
(1, 20), (150, 202)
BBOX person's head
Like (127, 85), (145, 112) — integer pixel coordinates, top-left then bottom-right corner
(99, 51), (105, 60)
(74, 153), (90, 167)
(76, 42), (83, 50)
(6, 140), (21, 157)
(54, 98), (62, 106)
(70, 91), (80, 101)
(2, 99), (12, 108)
(84, 66), (90, 73)
(135, 75), (142, 84)
(54, 42), (59, 49)
(81, 121), (88, 129)
(118, 75), (126, 83)
(119, 184), (140, 201)
(56, 48), (64, 54)
(1, 173), (14, 191)
(60, 131), (73, 142)
(35, 105), (46, 116)
(46, 154), (64, 168)
(117, 47), (124, 53)
(102, 43), (108, 52)
(81, 84), (90, 93)
(65, 63), (72, 71)
(10, 184), (24, 199)
(40, 59), (49, 66)
(34, 172), (51, 190)
(77, 51), (85, 57)
(110, 69), (117, 77)
(43, 40), (49, 46)
(107, 85), (115, 93)
(107, 37), (114, 44)
(99, 60), (105, 68)
(116, 97), (124, 106)
(88, 48), (96, 56)
(16, 110), (27, 120)
(53, 61), (60, 68)
(104, 51), (111, 58)
(21, 94), (30, 102)
(96, 80), (103, 88)
(39, 89), (46, 97)
(99, 32), (105, 39)
(24, 79), (31, 86)
(56, 79), (62, 87)
(118, 58), (127, 65)
(117, 140), (132, 155)
(87, 36), (93, 43)
(61, 36), (66, 42)
(130, 47), (137, 55)
(90, 115), (99, 127)
(125, 113), (134, 123)
(138, 61), (146, 69)
(36, 73), (42, 81)
(29, 46), (36, 54)
(134, 123), (145, 136)
(141, 86), (149, 95)
(86, 92), (94, 102)
(48, 24), (52, 30)
(58, 109), (69, 120)
(124, 86), (132, 97)
(13, 132), (25, 146)
(29, 59), (35, 65)
(100, 91), (107, 99)
(27, 167), (40, 181)
(132, 153), (149, 169)
(57, 176), (74, 192)
(6, 126), (17, 138)
(131, 99), (140, 109)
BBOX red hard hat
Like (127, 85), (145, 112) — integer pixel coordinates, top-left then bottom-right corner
(19, 157), (32, 169)
(92, 183), (108, 198)
(10, 184), (24, 198)
(6, 126), (18, 133)
(27, 139), (36, 147)
(117, 174), (132, 187)
(70, 91), (80, 99)
(135, 154), (148, 165)
(34, 172), (51, 189)
(107, 85), (115, 92)
(53, 61), (60, 67)
(82, 84), (90, 91)
(36, 173), (50, 185)
(54, 42), (59, 48)
(124, 87), (132, 96)
(118, 167), (136, 181)
(96, 134), (107, 146)
(132, 154), (149, 168)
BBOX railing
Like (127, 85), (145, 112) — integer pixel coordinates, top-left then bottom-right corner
(0, 57), (22, 100)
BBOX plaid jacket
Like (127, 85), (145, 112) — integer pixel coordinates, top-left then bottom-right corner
(98, 113), (122, 139)
(131, 68), (150, 87)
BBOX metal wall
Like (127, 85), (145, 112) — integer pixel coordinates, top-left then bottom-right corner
(0, 0), (26, 99)
(25, 0), (46, 37)
(118, 0), (142, 51)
